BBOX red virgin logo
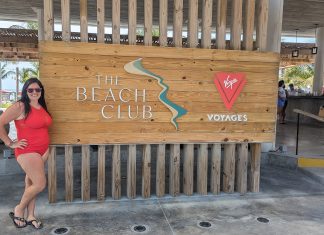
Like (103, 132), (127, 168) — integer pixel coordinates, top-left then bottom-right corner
(214, 72), (246, 110)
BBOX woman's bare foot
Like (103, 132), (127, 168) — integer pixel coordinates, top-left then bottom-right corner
(26, 216), (43, 229)
(13, 205), (26, 227)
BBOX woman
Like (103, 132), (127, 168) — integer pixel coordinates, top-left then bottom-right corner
(277, 80), (286, 124)
(0, 77), (52, 229)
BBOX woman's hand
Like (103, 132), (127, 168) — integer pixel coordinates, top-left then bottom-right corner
(9, 139), (28, 149)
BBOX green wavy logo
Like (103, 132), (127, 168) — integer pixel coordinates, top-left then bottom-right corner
(124, 58), (187, 130)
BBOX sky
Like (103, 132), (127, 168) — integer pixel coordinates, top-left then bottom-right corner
(0, 20), (316, 91)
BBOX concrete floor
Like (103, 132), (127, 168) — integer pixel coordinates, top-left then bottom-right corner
(0, 166), (324, 235)
(275, 121), (324, 156)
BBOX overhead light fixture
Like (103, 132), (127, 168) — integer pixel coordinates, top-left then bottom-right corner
(292, 29), (299, 58)
(311, 24), (318, 55)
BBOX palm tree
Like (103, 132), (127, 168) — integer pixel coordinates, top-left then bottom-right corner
(282, 64), (314, 90)
(19, 62), (39, 83)
(0, 62), (15, 106)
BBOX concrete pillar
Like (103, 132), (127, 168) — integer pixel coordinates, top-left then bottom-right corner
(266, 0), (284, 53)
(262, 0), (284, 152)
(313, 27), (324, 95)
(32, 7), (44, 41)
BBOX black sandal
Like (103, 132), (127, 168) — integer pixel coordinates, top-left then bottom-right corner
(27, 219), (43, 229)
(9, 212), (27, 228)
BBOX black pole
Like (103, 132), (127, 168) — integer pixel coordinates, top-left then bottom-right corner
(296, 113), (300, 155)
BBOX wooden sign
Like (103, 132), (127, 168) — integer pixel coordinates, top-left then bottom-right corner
(39, 41), (279, 144)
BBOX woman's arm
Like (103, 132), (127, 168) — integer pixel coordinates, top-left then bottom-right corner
(0, 102), (23, 147)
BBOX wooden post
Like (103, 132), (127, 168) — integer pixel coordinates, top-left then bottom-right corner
(183, 144), (194, 195)
(243, 0), (255, 51)
(169, 144), (180, 196)
(197, 144), (208, 195)
(256, 0), (269, 51)
(142, 144), (151, 198)
(159, 0), (168, 47)
(127, 144), (136, 199)
(44, 0), (54, 41)
(156, 144), (165, 197)
(112, 0), (120, 44)
(61, 0), (71, 42)
(128, 0), (137, 45)
(250, 143), (261, 192)
(81, 145), (90, 201)
(216, 0), (228, 49)
(188, 0), (198, 48)
(97, 0), (105, 43)
(210, 143), (221, 194)
(201, 0), (213, 49)
(144, 0), (152, 46)
(230, 0), (243, 50)
(236, 143), (248, 194)
(112, 145), (121, 199)
(173, 0), (183, 47)
(80, 0), (88, 42)
(65, 145), (73, 202)
(32, 7), (44, 41)
(48, 146), (56, 203)
(15, 67), (19, 101)
(97, 145), (106, 201)
(223, 144), (236, 193)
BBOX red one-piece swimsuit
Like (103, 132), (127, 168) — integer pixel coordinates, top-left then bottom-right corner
(14, 106), (52, 158)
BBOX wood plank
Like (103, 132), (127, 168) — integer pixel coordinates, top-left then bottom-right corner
(188, 0), (198, 48)
(142, 144), (151, 198)
(61, 0), (70, 42)
(39, 41), (280, 62)
(236, 143), (248, 194)
(230, 0), (243, 50)
(293, 109), (324, 122)
(183, 144), (194, 195)
(210, 143), (221, 194)
(144, 0), (152, 46)
(256, 0), (269, 51)
(223, 143), (236, 193)
(156, 144), (165, 197)
(159, 0), (168, 47)
(250, 143), (261, 192)
(97, 0), (105, 43)
(49, 132), (275, 145)
(44, 0), (54, 41)
(128, 0), (137, 45)
(197, 143), (208, 194)
(127, 144), (136, 198)
(81, 145), (90, 201)
(169, 144), (180, 196)
(112, 0), (120, 44)
(216, 0), (228, 49)
(112, 144), (121, 199)
(243, 0), (255, 51)
(48, 146), (56, 203)
(97, 145), (106, 201)
(201, 0), (213, 49)
(65, 145), (73, 202)
(173, 0), (183, 47)
(80, 0), (88, 42)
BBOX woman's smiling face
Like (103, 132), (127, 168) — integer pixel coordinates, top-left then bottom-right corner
(26, 82), (42, 101)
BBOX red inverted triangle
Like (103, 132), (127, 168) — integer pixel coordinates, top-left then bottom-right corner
(214, 72), (246, 110)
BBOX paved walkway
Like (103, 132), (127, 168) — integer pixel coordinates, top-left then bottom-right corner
(275, 121), (324, 156)
(1, 165), (324, 235)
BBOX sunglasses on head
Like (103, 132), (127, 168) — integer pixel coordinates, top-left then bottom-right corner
(27, 88), (42, 93)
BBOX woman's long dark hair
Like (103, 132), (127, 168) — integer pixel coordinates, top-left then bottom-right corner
(19, 77), (51, 119)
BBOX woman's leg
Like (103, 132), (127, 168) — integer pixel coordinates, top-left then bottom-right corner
(25, 149), (49, 228)
(14, 153), (46, 227)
